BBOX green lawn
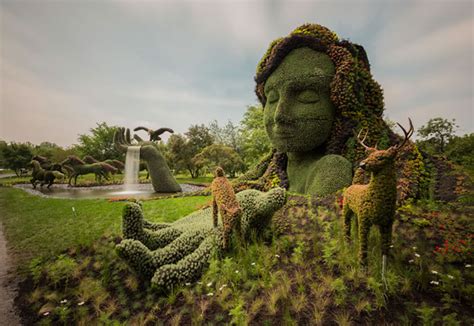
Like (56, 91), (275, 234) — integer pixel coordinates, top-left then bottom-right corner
(0, 187), (210, 270)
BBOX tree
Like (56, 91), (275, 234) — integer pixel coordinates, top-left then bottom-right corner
(239, 105), (271, 167)
(77, 122), (123, 161)
(445, 133), (474, 168)
(185, 124), (214, 154)
(193, 144), (245, 178)
(208, 120), (242, 153)
(167, 134), (201, 178)
(417, 118), (458, 153)
(0, 140), (7, 168)
(1, 142), (33, 176)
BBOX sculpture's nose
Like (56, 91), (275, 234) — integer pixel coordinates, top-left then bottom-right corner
(274, 98), (292, 124)
(359, 162), (367, 169)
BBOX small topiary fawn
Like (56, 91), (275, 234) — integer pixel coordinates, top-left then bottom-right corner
(342, 119), (414, 268)
(211, 167), (242, 250)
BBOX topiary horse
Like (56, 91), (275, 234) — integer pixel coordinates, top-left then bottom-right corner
(61, 155), (117, 186)
(29, 160), (64, 189)
(83, 156), (124, 180)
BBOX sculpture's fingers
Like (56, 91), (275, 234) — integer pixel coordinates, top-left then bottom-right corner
(134, 134), (144, 143)
(114, 128), (128, 152)
(125, 128), (132, 145)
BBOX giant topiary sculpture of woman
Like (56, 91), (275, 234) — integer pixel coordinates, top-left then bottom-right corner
(238, 23), (425, 201)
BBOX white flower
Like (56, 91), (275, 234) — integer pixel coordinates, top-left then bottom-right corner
(219, 284), (227, 291)
(389, 245), (394, 248)
(466, 264), (472, 268)
(197, 281), (203, 285)
(207, 292), (214, 297)
(206, 282), (213, 287)
(414, 253), (420, 258)
(60, 299), (68, 304)
(251, 262), (256, 266)
(447, 275), (454, 279)
(235, 270), (239, 274)
(430, 281), (439, 285)
(275, 254), (280, 258)
(43, 312), (50, 316)
(185, 282), (191, 286)
(412, 246), (417, 250)
(77, 301), (85, 306)
(431, 270), (438, 275)
(408, 259), (414, 263)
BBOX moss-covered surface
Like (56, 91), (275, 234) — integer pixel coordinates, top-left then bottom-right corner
(115, 188), (286, 291)
(343, 147), (398, 265)
(114, 128), (181, 193)
(16, 193), (474, 325)
(242, 23), (427, 202)
(211, 168), (242, 249)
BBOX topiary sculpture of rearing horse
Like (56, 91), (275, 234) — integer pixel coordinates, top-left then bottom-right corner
(83, 155), (125, 180)
(62, 155), (117, 186)
(342, 119), (414, 269)
(29, 160), (64, 189)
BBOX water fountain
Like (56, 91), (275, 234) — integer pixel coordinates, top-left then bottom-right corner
(123, 146), (141, 193)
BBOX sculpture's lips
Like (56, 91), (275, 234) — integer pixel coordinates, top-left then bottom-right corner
(273, 118), (329, 137)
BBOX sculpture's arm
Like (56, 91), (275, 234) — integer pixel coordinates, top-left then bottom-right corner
(114, 128), (181, 193)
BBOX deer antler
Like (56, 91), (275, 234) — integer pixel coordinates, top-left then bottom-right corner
(356, 129), (375, 151)
(394, 118), (414, 150)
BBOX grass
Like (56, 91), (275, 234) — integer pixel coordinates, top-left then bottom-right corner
(1, 169), (472, 324)
(0, 187), (211, 269)
(13, 191), (473, 325)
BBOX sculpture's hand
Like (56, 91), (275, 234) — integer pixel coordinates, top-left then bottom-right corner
(114, 127), (158, 160)
(114, 127), (133, 153)
(114, 127), (181, 192)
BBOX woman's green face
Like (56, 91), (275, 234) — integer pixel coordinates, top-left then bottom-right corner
(263, 47), (336, 153)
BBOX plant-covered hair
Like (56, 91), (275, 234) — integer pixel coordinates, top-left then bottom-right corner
(255, 23), (386, 158)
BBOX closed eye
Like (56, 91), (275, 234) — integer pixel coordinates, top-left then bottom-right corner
(296, 89), (320, 104)
(266, 90), (279, 104)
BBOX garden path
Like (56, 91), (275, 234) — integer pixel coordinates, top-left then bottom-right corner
(0, 222), (20, 325)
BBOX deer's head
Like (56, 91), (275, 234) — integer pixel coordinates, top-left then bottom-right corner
(357, 118), (414, 173)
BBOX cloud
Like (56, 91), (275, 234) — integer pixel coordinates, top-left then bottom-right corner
(0, 0), (472, 149)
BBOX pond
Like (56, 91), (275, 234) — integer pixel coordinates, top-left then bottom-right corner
(14, 183), (205, 200)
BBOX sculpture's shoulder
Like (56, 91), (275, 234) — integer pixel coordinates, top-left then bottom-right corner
(317, 154), (352, 170)
(308, 154), (353, 196)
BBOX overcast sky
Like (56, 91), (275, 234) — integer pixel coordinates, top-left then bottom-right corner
(1, 0), (473, 147)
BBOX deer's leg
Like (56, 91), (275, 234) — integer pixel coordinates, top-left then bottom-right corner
(212, 199), (218, 228)
(358, 217), (370, 266)
(222, 214), (231, 250)
(379, 222), (393, 257)
(342, 204), (353, 241)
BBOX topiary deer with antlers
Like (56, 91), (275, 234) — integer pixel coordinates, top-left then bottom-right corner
(342, 119), (414, 270)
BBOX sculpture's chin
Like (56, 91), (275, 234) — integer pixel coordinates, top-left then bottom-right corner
(272, 138), (327, 153)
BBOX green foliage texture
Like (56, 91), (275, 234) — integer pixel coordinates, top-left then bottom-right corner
(116, 187), (286, 290)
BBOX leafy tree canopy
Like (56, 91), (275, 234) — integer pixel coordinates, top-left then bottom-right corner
(1, 142), (33, 176)
(417, 117), (458, 153)
(208, 120), (242, 154)
(77, 122), (123, 161)
(239, 105), (271, 167)
(192, 144), (245, 178)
